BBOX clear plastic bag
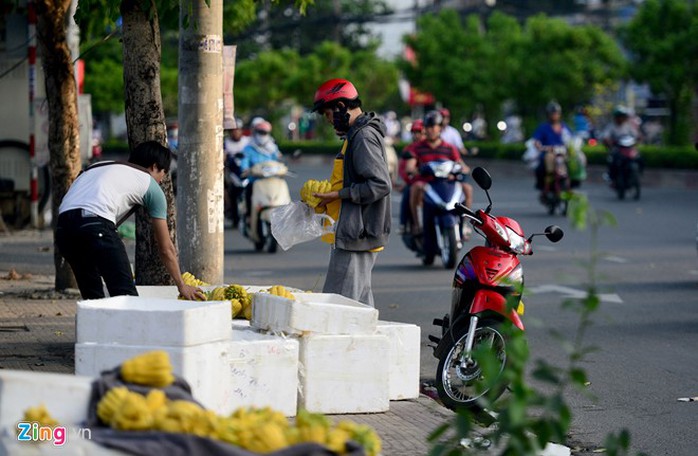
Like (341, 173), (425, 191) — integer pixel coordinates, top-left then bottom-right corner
(270, 201), (335, 251)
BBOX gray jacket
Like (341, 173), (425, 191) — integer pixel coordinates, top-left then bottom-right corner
(335, 112), (392, 251)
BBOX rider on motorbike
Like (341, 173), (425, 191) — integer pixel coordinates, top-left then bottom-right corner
(397, 119), (425, 234)
(602, 105), (643, 184)
(532, 101), (573, 200)
(403, 110), (472, 236)
(239, 119), (282, 222)
(224, 117), (250, 226)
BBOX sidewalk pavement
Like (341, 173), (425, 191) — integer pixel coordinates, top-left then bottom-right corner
(0, 264), (571, 456)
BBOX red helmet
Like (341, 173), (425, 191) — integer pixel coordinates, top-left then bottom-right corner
(439, 108), (450, 117)
(312, 78), (359, 112)
(410, 119), (424, 132)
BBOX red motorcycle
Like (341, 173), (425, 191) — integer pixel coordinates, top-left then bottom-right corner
(429, 167), (564, 410)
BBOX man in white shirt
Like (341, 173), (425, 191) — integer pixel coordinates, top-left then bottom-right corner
(439, 108), (468, 157)
(56, 141), (204, 301)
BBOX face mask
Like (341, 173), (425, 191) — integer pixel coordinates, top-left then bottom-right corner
(332, 103), (350, 135)
(254, 133), (271, 146)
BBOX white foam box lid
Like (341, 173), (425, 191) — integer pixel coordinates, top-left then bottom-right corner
(76, 296), (230, 347)
(0, 370), (93, 435)
(75, 341), (231, 415)
(376, 320), (421, 400)
(227, 327), (299, 417)
(251, 292), (378, 336)
(298, 333), (390, 414)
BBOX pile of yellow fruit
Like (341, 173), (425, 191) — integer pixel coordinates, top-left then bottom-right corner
(21, 404), (58, 428)
(181, 272), (208, 287)
(120, 350), (175, 388)
(300, 179), (331, 208)
(267, 285), (296, 301)
(92, 352), (381, 455)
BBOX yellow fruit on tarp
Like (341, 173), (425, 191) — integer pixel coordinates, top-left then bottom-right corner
(154, 400), (206, 435)
(110, 392), (154, 431)
(97, 386), (130, 425)
(120, 351), (175, 388)
(336, 420), (382, 456)
(145, 389), (168, 412)
(22, 404), (58, 428)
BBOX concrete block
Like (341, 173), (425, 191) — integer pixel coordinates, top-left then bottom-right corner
(251, 293), (378, 336)
(298, 334), (389, 414)
(76, 296), (230, 347)
(376, 321), (421, 400)
(74, 341), (231, 415)
(227, 328), (299, 417)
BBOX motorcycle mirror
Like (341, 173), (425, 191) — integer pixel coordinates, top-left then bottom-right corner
(471, 167), (492, 190)
(544, 225), (564, 243)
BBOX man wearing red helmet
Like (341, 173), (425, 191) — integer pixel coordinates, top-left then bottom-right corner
(396, 119), (425, 232)
(311, 78), (392, 307)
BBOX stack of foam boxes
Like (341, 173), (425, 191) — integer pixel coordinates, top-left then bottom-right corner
(76, 286), (421, 418)
(251, 292), (422, 414)
(75, 296), (233, 415)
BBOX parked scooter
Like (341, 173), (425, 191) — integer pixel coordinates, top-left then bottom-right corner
(239, 161), (292, 253)
(429, 167), (564, 411)
(609, 134), (641, 200)
(401, 160), (466, 268)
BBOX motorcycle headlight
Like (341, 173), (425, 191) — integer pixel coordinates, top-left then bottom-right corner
(505, 227), (530, 254)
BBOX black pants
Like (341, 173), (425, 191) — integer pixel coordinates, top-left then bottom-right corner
(55, 209), (137, 299)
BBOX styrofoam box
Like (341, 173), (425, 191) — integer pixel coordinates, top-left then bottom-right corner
(228, 327), (299, 417)
(76, 296), (230, 347)
(0, 370), (93, 435)
(252, 293), (378, 336)
(298, 334), (390, 414)
(376, 321), (421, 400)
(75, 341), (231, 415)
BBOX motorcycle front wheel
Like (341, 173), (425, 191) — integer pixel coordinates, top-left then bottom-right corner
(435, 324), (509, 411)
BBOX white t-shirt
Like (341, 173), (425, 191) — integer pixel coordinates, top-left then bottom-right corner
(59, 163), (167, 224)
(441, 125), (465, 152)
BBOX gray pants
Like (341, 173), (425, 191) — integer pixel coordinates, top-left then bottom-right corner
(323, 248), (378, 307)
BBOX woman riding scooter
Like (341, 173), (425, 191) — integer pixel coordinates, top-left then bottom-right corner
(239, 119), (291, 252)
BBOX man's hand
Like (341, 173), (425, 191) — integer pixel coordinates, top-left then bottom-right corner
(313, 191), (340, 209)
(178, 284), (206, 301)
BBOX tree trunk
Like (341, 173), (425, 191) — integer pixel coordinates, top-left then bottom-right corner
(121, 0), (176, 286)
(35, 0), (81, 291)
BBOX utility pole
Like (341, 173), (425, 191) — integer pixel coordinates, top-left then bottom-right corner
(177, 0), (224, 284)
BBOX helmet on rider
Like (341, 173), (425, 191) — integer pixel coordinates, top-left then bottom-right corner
(613, 105), (630, 118)
(546, 101), (562, 115)
(312, 78), (360, 112)
(439, 108), (451, 118)
(410, 119), (424, 133)
(232, 117), (244, 130)
(253, 120), (272, 134)
(423, 110), (444, 128)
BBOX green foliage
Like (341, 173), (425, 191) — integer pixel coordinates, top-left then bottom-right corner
(401, 10), (625, 136)
(82, 37), (125, 114)
(428, 193), (638, 455)
(234, 41), (400, 122)
(620, 0), (698, 145)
